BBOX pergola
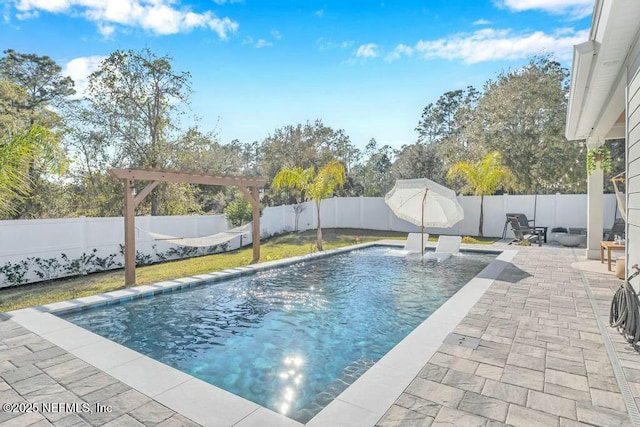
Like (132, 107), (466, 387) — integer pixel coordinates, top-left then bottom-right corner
(108, 168), (267, 286)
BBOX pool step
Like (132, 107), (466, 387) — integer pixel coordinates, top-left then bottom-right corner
(292, 356), (376, 423)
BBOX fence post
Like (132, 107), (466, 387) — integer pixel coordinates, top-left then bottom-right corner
(554, 192), (560, 230)
(80, 216), (87, 254)
(80, 216), (87, 275)
(503, 193), (508, 217)
(282, 204), (286, 232)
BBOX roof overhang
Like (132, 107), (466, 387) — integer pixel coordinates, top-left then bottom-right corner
(565, 0), (640, 146)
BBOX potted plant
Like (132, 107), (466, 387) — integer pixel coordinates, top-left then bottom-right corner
(586, 145), (612, 176)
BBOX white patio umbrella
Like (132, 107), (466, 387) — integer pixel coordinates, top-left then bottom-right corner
(385, 178), (464, 256)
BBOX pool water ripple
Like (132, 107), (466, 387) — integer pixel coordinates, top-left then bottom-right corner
(61, 247), (494, 423)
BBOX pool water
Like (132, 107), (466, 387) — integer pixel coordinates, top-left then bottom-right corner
(60, 247), (495, 422)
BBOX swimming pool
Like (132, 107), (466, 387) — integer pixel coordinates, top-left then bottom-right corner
(60, 246), (495, 422)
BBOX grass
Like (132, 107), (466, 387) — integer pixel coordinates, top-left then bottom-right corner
(0, 228), (496, 312)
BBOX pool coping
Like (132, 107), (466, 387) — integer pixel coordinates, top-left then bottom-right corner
(5, 241), (516, 427)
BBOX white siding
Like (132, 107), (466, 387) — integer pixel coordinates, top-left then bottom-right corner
(627, 68), (640, 290)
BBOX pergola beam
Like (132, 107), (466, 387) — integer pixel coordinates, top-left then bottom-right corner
(134, 181), (160, 207)
(109, 168), (267, 187)
(109, 168), (267, 286)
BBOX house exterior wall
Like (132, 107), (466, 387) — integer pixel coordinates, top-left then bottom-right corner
(627, 65), (640, 290)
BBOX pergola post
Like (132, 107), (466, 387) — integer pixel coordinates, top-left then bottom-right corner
(124, 179), (136, 285)
(251, 186), (260, 263)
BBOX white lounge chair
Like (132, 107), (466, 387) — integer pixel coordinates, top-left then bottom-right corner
(404, 232), (429, 253)
(423, 235), (461, 261)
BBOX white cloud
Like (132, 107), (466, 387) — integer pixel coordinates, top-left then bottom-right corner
(271, 29), (281, 40)
(207, 16), (238, 38)
(355, 43), (378, 58)
(11, 0), (239, 38)
(2, 1), (11, 23)
(15, 0), (67, 13)
(414, 27), (588, 64)
(15, 9), (38, 19)
(473, 19), (492, 26)
(315, 9), (324, 17)
(317, 38), (353, 51)
(385, 44), (413, 62)
(497, 0), (593, 20)
(97, 22), (115, 38)
(62, 55), (106, 98)
(255, 39), (272, 48)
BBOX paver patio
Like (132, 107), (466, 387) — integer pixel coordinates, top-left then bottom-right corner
(0, 243), (638, 426)
(0, 318), (199, 426)
(378, 245), (639, 427)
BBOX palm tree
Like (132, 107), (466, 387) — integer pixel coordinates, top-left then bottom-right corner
(0, 125), (53, 217)
(0, 80), (62, 218)
(447, 152), (516, 236)
(272, 159), (346, 250)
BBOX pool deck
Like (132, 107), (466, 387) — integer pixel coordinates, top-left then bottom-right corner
(1, 241), (639, 426)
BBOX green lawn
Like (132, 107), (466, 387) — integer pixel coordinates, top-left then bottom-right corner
(0, 228), (496, 312)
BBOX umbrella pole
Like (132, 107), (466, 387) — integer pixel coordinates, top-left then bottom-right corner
(421, 189), (428, 257)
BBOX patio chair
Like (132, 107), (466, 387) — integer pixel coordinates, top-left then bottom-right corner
(507, 218), (541, 246)
(508, 213), (535, 229)
(404, 232), (429, 253)
(423, 235), (461, 261)
(605, 218), (625, 241)
(502, 213), (534, 239)
(502, 213), (549, 243)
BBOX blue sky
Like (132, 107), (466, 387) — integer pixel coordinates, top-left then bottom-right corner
(2, 0), (592, 149)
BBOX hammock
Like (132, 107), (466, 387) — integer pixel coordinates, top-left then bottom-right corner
(143, 222), (253, 248)
(612, 172), (626, 221)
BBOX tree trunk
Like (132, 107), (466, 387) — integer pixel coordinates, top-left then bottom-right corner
(479, 195), (484, 237)
(151, 192), (158, 216)
(316, 201), (323, 251)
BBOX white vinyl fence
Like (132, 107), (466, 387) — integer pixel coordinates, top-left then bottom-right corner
(0, 194), (619, 287)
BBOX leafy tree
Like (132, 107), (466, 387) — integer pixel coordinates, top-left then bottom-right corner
(415, 87), (479, 145)
(351, 138), (395, 196)
(63, 172), (123, 217)
(0, 49), (75, 122)
(320, 127), (359, 173)
(261, 120), (358, 196)
(238, 140), (261, 176)
(447, 152), (517, 236)
(224, 196), (254, 226)
(223, 193), (263, 247)
(272, 159), (345, 250)
(85, 48), (192, 215)
(170, 130), (258, 213)
(464, 56), (579, 193)
(392, 142), (446, 184)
